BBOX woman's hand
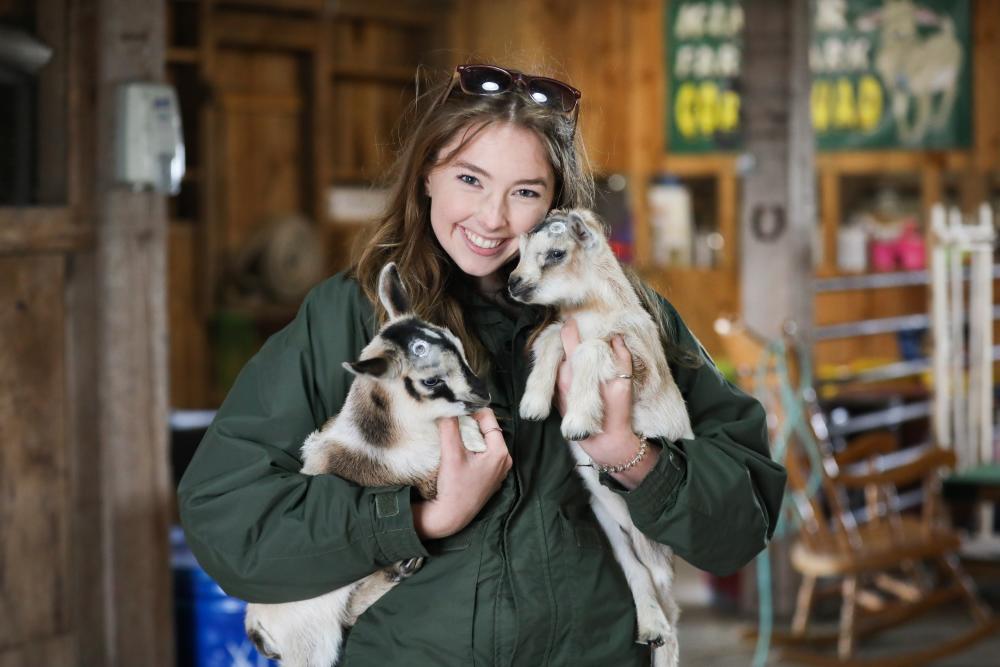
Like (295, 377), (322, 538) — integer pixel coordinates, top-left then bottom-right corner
(412, 408), (512, 540)
(556, 319), (659, 490)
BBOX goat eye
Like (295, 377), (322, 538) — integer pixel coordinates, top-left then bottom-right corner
(421, 377), (441, 387)
(546, 249), (566, 261)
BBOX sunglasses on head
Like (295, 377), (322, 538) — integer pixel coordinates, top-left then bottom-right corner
(438, 64), (582, 117)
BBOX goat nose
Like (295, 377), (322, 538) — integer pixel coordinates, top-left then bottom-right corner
(508, 276), (523, 292)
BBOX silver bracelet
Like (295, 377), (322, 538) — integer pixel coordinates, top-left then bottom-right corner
(593, 435), (648, 474)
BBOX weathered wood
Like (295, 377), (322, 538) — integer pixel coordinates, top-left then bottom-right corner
(213, 9), (321, 51)
(65, 1), (104, 663)
(93, 1), (174, 665)
(0, 634), (75, 667)
(216, 59), (306, 252)
(0, 208), (93, 254)
(168, 222), (210, 408)
(0, 257), (71, 655)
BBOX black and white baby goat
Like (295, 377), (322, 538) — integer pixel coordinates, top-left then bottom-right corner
(509, 208), (694, 667)
(245, 262), (490, 667)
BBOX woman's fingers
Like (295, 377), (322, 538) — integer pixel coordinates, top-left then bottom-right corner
(472, 407), (501, 434)
(437, 417), (465, 462)
(473, 409), (512, 468)
(611, 335), (633, 377)
(604, 335), (634, 432)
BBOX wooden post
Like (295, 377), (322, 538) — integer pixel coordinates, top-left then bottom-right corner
(738, 0), (816, 620)
(93, 0), (174, 665)
(739, 0), (816, 341)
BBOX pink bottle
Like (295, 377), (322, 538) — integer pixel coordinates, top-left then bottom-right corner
(870, 239), (897, 272)
(896, 220), (926, 270)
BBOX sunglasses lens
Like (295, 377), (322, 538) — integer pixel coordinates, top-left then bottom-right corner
(459, 66), (513, 95)
(528, 78), (579, 113)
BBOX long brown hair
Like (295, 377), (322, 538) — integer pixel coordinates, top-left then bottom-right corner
(350, 64), (698, 372)
(350, 64), (593, 372)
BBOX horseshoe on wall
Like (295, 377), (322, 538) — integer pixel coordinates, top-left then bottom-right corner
(750, 204), (787, 242)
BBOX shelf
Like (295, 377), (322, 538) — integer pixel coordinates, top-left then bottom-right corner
(815, 304), (1000, 341)
(826, 400), (932, 437)
(814, 264), (1000, 293)
(816, 150), (970, 174)
(818, 358), (931, 385)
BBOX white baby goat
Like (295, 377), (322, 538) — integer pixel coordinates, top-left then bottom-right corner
(245, 262), (490, 667)
(509, 208), (694, 667)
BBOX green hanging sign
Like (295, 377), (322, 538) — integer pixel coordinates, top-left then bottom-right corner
(665, 0), (973, 153)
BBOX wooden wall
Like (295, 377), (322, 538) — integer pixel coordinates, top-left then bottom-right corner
(1, 1), (174, 665)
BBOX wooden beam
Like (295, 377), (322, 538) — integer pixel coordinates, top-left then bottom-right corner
(92, 0), (174, 665)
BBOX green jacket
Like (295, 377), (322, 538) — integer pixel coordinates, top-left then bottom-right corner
(178, 273), (786, 667)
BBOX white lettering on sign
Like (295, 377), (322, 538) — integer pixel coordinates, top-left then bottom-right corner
(815, 0), (848, 32)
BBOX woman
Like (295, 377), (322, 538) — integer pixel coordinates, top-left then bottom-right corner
(178, 63), (786, 666)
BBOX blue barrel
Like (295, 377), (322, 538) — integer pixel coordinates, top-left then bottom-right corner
(172, 526), (277, 667)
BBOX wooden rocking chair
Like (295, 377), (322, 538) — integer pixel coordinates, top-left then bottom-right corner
(716, 318), (1000, 667)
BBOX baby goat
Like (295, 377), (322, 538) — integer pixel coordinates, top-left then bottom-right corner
(245, 262), (490, 667)
(509, 208), (693, 667)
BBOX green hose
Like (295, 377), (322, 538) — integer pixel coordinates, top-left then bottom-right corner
(751, 338), (824, 667)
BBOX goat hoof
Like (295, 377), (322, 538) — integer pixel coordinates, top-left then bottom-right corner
(560, 414), (601, 442)
(647, 637), (665, 648)
(247, 628), (281, 660)
(519, 396), (551, 421)
(387, 557), (424, 583)
(400, 557), (424, 576)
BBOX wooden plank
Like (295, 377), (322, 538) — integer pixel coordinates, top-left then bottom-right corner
(199, 0), (220, 317)
(661, 153), (739, 176)
(330, 64), (416, 84)
(94, 0), (174, 664)
(641, 267), (737, 357)
(312, 15), (331, 224)
(0, 634), (75, 667)
(626, 0), (664, 270)
(973, 0), (1000, 171)
(0, 207), (93, 255)
(213, 10), (320, 51)
(64, 1), (103, 663)
(332, 4), (435, 27)
(0, 257), (71, 651)
(718, 169), (738, 272)
(815, 150), (968, 174)
(168, 223), (209, 408)
(216, 0), (324, 12)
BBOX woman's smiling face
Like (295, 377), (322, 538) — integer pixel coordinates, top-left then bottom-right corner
(426, 122), (555, 285)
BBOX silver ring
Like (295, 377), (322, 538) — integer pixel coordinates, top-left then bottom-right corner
(617, 374), (632, 380)
(481, 426), (503, 436)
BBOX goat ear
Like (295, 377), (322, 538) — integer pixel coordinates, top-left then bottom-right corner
(377, 262), (412, 319)
(343, 356), (391, 378)
(568, 210), (599, 250)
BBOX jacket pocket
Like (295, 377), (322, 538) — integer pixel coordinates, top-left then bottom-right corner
(340, 522), (483, 667)
(555, 513), (649, 667)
